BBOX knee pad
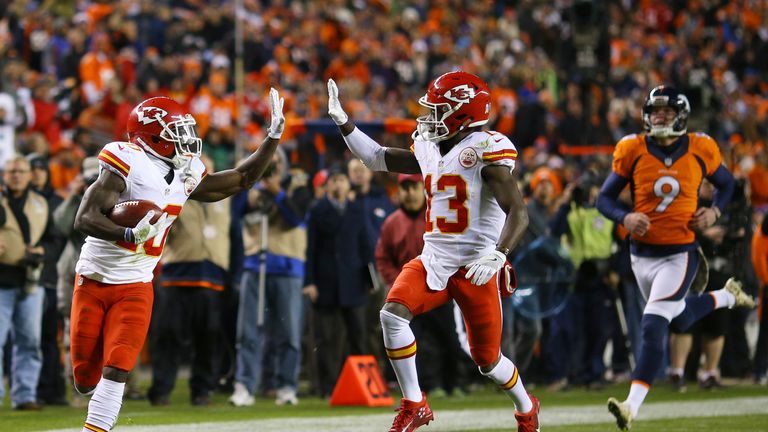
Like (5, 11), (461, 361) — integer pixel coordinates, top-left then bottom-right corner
(380, 309), (410, 335)
(643, 299), (684, 321)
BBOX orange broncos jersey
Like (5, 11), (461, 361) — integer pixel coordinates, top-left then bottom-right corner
(612, 132), (722, 246)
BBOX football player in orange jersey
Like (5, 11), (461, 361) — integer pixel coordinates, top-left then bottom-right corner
(328, 73), (539, 432)
(70, 89), (284, 432)
(596, 86), (755, 431)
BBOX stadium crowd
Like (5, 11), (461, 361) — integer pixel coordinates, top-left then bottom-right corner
(0, 0), (767, 409)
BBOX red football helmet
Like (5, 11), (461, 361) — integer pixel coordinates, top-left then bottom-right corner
(126, 97), (202, 166)
(416, 71), (491, 142)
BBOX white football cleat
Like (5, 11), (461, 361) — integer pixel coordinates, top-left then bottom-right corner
(607, 397), (632, 431)
(724, 278), (755, 309)
(229, 382), (255, 407)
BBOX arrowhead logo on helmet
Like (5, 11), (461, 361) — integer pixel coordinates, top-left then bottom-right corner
(444, 85), (476, 104)
(136, 107), (169, 125)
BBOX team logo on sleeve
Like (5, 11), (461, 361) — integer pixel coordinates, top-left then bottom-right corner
(459, 147), (478, 168)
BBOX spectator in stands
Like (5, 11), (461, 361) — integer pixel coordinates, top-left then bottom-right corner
(304, 168), (372, 398)
(147, 156), (231, 406)
(753, 213), (768, 385)
(27, 154), (67, 406)
(54, 156), (98, 406)
(545, 174), (616, 390)
(229, 152), (311, 407)
(0, 155), (53, 410)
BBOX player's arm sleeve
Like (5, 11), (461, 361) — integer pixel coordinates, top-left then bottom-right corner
(708, 165), (734, 212)
(698, 134), (733, 211)
(481, 134), (518, 172)
(343, 127), (388, 171)
(596, 172), (631, 225)
(97, 142), (132, 180)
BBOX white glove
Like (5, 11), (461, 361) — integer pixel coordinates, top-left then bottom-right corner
(327, 79), (349, 125)
(465, 250), (507, 286)
(129, 211), (168, 244)
(267, 87), (285, 139)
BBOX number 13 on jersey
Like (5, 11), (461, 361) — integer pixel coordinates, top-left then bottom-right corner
(425, 174), (470, 234)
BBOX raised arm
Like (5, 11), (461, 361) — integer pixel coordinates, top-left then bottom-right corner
(327, 79), (420, 174)
(191, 88), (285, 202)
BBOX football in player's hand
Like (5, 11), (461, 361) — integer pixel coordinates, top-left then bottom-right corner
(108, 200), (162, 228)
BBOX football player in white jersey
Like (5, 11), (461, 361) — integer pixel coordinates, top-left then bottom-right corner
(328, 73), (540, 432)
(70, 89), (284, 432)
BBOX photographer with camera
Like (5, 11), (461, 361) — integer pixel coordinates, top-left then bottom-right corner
(0, 155), (54, 410)
(230, 151), (312, 407)
(53, 157), (99, 406)
(544, 173), (617, 390)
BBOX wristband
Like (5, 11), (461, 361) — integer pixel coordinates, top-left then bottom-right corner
(124, 227), (135, 244)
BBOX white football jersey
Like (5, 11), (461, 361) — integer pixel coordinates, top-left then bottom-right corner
(412, 131), (517, 290)
(76, 141), (207, 284)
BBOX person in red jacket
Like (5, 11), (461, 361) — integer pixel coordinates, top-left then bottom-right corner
(375, 173), (468, 397)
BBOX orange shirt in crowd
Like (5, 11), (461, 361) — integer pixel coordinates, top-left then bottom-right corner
(324, 59), (370, 88)
(79, 52), (115, 104)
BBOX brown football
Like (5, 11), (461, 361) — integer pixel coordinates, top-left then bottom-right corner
(108, 200), (163, 228)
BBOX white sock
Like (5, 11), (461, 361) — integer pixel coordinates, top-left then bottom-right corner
(84, 378), (125, 431)
(710, 289), (735, 309)
(380, 310), (421, 401)
(481, 355), (532, 414)
(626, 380), (649, 418)
(670, 367), (684, 377)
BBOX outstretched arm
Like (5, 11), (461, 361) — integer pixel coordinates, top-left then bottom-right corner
(191, 88), (285, 202)
(328, 79), (420, 174)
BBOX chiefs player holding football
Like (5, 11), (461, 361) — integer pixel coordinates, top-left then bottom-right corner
(328, 73), (540, 432)
(71, 89), (284, 432)
(597, 86), (754, 431)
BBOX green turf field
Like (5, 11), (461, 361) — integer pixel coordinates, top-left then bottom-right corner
(2, 380), (767, 431)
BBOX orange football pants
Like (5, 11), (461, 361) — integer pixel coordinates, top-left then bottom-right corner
(387, 258), (502, 367)
(70, 274), (153, 388)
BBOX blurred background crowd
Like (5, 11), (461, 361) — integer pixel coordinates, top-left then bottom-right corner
(0, 0), (767, 409)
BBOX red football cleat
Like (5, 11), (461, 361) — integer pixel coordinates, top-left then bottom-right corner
(515, 393), (541, 432)
(389, 392), (434, 432)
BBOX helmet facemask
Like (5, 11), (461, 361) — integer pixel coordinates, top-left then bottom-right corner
(643, 90), (690, 138)
(416, 96), (461, 142)
(141, 113), (202, 169)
